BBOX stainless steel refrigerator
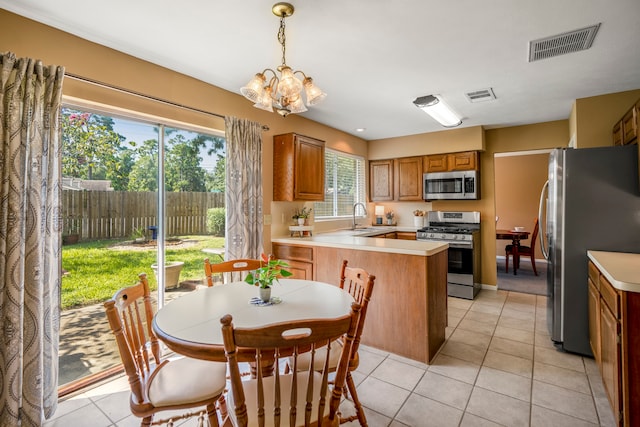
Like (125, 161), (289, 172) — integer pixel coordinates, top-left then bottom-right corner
(538, 144), (640, 356)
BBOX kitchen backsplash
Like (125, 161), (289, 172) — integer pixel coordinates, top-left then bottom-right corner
(270, 201), (433, 237)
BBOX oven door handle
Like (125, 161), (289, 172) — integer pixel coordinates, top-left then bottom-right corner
(446, 241), (473, 249)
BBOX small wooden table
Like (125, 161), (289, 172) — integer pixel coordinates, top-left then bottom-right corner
(496, 229), (530, 275)
(152, 279), (354, 362)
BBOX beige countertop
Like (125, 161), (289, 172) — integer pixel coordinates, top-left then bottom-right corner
(587, 251), (640, 293)
(272, 227), (448, 257)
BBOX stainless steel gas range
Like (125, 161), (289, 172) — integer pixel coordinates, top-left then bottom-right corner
(417, 211), (481, 299)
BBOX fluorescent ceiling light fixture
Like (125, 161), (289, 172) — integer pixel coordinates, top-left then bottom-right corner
(413, 95), (462, 127)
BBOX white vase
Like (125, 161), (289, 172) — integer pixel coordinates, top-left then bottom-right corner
(413, 216), (424, 227)
(297, 218), (305, 226)
(259, 287), (272, 302)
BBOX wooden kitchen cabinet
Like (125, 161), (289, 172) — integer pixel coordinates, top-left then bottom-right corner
(369, 159), (394, 201)
(424, 151), (479, 172)
(588, 260), (640, 426)
(424, 154), (448, 172)
(396, 231), (417, 240)
(271, 242), (314, 280)
(449, 151), (478, 171)
(395, 156), (424, 201)
(622, 107), (637, 145)
(273, 133), (325, 201)
(613, 121), (624, 146)
(612, 98), (639, 146)
(599, 300), (621, 423)
(370, 156), (423, 202)
(588, 274), (601, 363)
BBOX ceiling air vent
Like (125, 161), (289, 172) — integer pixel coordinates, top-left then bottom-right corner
(528, 23), (600, 62)
(465, 88), (496, 103)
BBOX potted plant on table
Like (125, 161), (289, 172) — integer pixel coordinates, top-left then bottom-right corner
(245, 253), (293, 302)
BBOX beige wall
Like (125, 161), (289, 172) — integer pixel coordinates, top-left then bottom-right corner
(494, 152), (550, 260)
(575, 89), (640, 148)
(0, 10), (367, 250)
(368, 126), (485, 159)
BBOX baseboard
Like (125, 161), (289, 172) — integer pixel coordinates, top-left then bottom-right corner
(496, 255), (545, 264)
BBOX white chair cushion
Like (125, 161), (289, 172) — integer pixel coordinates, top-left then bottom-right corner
(147, 357), (227, 407)
(228, 371), (333, 427)
(292, 340), (342, 372)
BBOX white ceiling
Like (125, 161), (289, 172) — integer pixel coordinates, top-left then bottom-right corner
(2, 0), (640, 140)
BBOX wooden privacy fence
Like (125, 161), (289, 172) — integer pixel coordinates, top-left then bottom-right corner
(62, 191), (225, 240)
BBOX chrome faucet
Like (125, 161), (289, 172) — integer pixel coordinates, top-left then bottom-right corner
(352, 202), (367, 229)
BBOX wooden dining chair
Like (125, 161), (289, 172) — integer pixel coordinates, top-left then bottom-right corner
(505, 218), (540, 275)
(288, 260), (375, 426)
(204, 258), (263, 286)
(104, 273), (228, 426)
(220, 302), (361, 427)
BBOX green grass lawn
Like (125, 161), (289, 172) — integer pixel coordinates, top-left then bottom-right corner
(61, 235), (224, 310)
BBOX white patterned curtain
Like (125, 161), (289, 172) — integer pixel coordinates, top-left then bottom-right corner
(224, 117), (263, 260)
(0, 52), (64, 425)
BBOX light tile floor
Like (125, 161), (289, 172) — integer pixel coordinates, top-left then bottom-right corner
(46, 289), (617, 426)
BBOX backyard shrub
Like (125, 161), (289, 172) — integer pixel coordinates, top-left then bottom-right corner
(207, 207), (225, 236)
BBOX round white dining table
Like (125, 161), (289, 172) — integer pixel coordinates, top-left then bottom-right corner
(152, 279), (355, 361)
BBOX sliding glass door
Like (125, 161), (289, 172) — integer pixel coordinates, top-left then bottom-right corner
(59, 106), (225, 391)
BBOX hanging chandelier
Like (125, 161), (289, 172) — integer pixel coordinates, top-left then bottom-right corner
(240, 2), (326, 117)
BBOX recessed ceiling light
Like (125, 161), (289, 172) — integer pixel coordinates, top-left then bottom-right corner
(355, 128), (366, 132)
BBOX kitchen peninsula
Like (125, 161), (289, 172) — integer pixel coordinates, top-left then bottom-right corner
(271, 229), (448, 363)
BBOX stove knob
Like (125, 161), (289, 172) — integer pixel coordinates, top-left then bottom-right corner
(440, 234), (446, 239)
(452, 235), (458, 240)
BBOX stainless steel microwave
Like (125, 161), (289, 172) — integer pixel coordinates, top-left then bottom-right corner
(423, 170), (479, 200)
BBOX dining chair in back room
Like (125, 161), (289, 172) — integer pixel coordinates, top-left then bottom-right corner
(104, 273), (228, 426)
(505, 218), (540, 275)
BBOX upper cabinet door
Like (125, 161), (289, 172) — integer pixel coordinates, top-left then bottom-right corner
(396, 156), (424, 201)
(449, 151), (478, 171)
(424, 154), (448, 172)
(425, 151), (479, 172)
(613, 121), (624, 146)
(273, 133), (325, 201)
(369, 159), (394, 201)
(622, 107), (638, 145)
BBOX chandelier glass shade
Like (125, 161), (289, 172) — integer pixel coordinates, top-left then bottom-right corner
(240, 3), (326, 117)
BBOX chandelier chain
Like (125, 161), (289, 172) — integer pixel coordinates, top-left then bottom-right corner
(278, 15), (287, 66)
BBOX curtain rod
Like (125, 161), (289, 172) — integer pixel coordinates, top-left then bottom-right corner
(65, 73), (270, 131)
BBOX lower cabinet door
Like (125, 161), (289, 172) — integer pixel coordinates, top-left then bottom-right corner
(588, 279), (601, 363)
(600, 303), (621, 419)
(286, 259), (313, 280)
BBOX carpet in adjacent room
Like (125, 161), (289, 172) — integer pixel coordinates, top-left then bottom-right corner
(496, 258), (547, 296)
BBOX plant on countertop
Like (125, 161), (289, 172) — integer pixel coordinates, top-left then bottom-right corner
(292, 206), (312, 219)
(413, 210), (425, 216)
(245, 253), (293, 289)
(385, 210), (395, 220)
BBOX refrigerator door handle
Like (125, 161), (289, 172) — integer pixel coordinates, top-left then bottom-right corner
(538, 180), (549, 260)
